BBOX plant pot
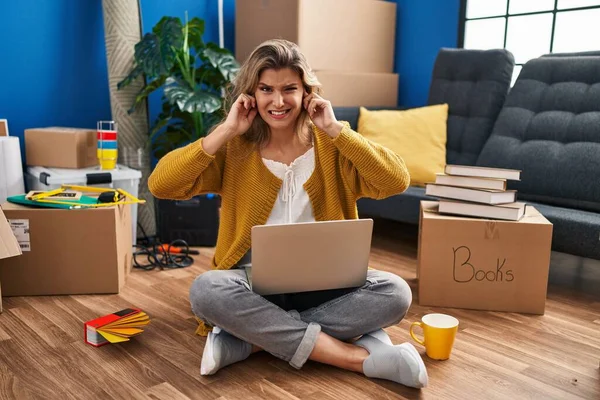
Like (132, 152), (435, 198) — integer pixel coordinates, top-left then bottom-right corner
(156, 194), (220, 246)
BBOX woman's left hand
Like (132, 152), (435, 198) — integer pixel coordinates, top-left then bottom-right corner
(303, 93), (343, 138)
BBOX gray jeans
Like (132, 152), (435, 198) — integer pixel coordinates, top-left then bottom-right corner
(189, 269), (412, 369)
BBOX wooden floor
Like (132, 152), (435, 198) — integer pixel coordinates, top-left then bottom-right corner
(0, 219), (599, 400)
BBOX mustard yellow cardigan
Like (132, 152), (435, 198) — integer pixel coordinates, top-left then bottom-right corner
(148, 122), (410, 334)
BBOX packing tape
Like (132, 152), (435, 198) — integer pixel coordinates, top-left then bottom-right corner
(484, 221), (500, 240)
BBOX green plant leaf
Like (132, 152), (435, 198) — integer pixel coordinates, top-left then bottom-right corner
(135, 17), (183, 76)
(155, 102), (196, 130)
(152, 136), (173, 159)
(134, 33), (167, 75)
(117, 65), (144, 90)
(195, 65), (226, 89)
(127, 76), (167, 114)
(171, 125), (193, 142)
(158, 98), (179, 117)
(171, 109), (197, 126)
(152, 125), (194, 158)
(203, 43), (240, 81)
(186, 17), (205, 49)
(163, 128), (183, 144)
(204, 110), (224, 128)
(149, 116), (172, 140)
(164, 77), (221, 114)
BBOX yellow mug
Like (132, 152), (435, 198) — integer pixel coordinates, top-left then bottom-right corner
(410, 313), (459, 360)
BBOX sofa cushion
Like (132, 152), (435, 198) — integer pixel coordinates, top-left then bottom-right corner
(542, 50), (600, 58)
(357, 105), (448, 186)
(477, 55), (600, 213)
(526, 202), (600, 260)
(334, 107), (404, 131)
(357, 186), (437, 224)
(428, 48), (514, 166)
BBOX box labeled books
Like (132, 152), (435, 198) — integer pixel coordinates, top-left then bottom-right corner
(84, 308), (150, 347)
(417, 201), (553, 314)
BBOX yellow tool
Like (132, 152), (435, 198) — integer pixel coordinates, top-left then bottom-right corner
(31, 184), (146, 208)
(31, 188), (64, 200)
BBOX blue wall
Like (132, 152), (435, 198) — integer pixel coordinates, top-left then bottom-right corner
(0, 0), (111, 163)
(0, 0), (235, 164)
(394, 0), (461, 107)
(0, 0), (458, 164)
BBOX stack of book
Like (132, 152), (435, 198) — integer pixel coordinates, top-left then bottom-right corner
(425, 164), (525, 221)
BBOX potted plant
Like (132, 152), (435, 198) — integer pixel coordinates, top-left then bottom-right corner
(119, 15), (239, 246)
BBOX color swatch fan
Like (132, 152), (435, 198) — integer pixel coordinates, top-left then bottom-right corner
(84, 308), (150, 347)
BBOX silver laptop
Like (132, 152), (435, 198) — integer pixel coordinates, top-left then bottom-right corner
(248, 219), (374, 295)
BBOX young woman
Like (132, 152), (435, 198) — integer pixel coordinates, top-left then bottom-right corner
(148, 39), (428, 389)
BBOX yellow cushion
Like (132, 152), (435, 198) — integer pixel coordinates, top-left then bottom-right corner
(357, 104), (448, 186)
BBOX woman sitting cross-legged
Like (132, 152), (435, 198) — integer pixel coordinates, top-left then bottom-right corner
(148, 38), (428, 389)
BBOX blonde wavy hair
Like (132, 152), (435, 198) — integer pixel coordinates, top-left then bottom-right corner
(222, 39), (322, 148)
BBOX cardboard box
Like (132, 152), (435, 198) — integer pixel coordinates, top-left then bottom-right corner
(0, 205), (22, 312)
(417, 201), (553, 314)
(316, 71), (398, 107)
(25, 127), (98, 168)
(0, 119), (8, 136)
(0, 202), (132, 297)
(236, 0), (396, 73)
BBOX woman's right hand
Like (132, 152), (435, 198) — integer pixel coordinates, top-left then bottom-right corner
(224, 93), (258, 137)
(201, 94), (258, 155)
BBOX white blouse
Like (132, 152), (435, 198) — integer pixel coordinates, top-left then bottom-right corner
(263, 147), (316, 225)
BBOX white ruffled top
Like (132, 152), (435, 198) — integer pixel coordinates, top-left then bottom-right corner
(263, 147), (316, 225)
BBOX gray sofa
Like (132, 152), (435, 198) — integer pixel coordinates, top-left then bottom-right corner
(335, 49), (600, 261)
(336, 48), (515, 223)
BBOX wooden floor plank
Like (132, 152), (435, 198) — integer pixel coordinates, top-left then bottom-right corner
(145, 382), (191, 400)
(266, 362), (392, 400)
(0, 364), (47, 400)
(23, 296), (93, 342)
(0, 325), (110, 399)
(0, 326), (10, 342)
(0, 218), (598, 399)
(8, 304), (74, 348)
(62, 342), (149, 400)
(122, 340), (221, 400)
